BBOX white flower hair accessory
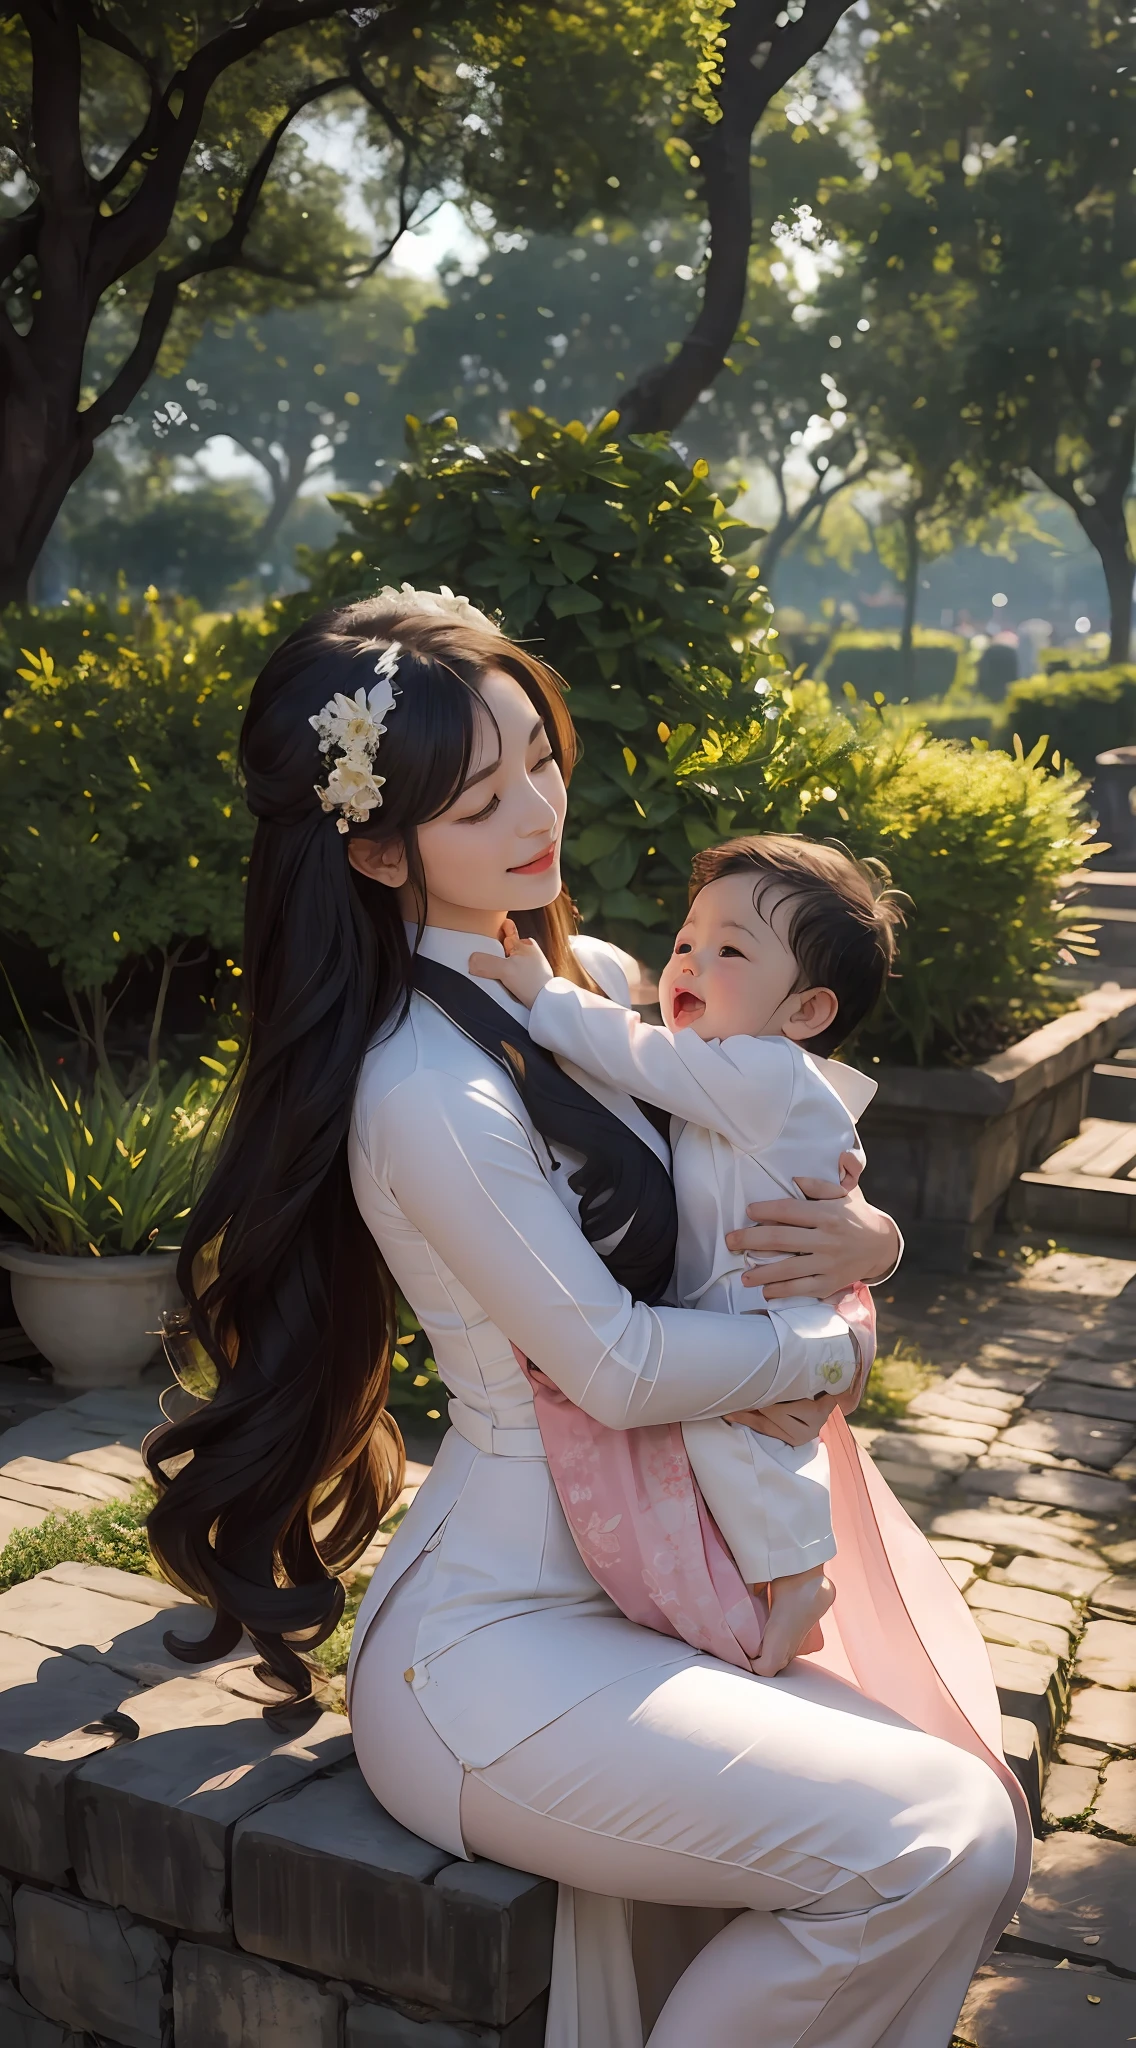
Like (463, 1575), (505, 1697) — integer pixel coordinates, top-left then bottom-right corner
(310, 641), (402, 833)
(371, 581), (498, 633)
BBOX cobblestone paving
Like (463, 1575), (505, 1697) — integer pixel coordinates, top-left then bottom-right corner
(2, 1241), (1136, 2043)
(872, 1245), (1136, 2046)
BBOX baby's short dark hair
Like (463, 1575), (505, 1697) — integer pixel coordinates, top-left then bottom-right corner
(688, 834), (903, 1056)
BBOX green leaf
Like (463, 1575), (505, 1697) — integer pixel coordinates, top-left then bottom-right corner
(546, 584), (603, 617)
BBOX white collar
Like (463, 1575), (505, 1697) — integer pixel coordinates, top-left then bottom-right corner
(405, 922), (528, 1025)
(807, 1051), (878, 1121)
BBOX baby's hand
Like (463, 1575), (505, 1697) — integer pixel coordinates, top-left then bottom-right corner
(469, 927), (554, 1008)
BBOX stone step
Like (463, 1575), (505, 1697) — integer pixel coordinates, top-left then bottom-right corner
(1017, 1115), (1136, 1234)
(1087, 1060), (1136, 1121)
(957, 1950), (1136, 2045)
(1008, 1832), (1136, 1974)
(0, 1565), (556, 2045)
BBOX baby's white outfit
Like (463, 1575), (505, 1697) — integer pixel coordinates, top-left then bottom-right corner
(527, 980), (878, 1583)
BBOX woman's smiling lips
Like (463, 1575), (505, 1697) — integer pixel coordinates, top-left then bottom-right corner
(671, 987), (706, 1027)
(508, 843), (558, 876)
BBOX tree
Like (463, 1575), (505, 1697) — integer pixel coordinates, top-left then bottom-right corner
(612, 0), (864, 434)
(144, 276), (435, 545)
(842, 0), (1136, 660)
(0, 0), (731, 602)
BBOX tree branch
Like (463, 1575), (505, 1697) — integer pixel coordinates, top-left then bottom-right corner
(615, 0), (858, 435)
(20, 0), (88, 211)
(80, 71), (352, 445)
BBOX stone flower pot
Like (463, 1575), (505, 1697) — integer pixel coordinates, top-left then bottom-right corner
(858, 986), (1136, 1271)
(0, 1244), (181, 1389)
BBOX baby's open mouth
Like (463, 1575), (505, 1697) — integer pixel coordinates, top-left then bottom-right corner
(672, 987), (705, 1026)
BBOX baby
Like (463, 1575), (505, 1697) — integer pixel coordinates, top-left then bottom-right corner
(472, 833), (901, 1676)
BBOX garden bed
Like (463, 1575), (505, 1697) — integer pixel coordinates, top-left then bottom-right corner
(858, 986), (1136, 1270)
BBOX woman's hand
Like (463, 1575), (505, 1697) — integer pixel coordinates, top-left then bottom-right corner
(725, 1177), (900, 1302)
(726, 1392), (840, 1445)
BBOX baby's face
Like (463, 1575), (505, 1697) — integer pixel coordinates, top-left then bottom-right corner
(658, 874), (804, 1041)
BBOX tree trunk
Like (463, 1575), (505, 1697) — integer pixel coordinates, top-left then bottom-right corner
(898, 503), (919, 695)
(1103, 536), (1135, 665)
(614, 0), (858, 437)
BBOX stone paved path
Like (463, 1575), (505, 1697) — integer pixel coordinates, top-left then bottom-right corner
(2, 1240), (1136, 2044)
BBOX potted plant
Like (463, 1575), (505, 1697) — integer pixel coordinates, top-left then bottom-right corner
(0, 593), (248, 1386)
(0, 1043), (226, 1387)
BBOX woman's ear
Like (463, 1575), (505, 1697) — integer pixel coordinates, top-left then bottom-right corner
(782, 985), (840, 1044)
(348, 834), (409, 890)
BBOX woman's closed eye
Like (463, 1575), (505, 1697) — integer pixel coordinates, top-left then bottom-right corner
(458, 790), (500, 824)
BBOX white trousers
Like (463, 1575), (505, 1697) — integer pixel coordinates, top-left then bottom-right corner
(351, 1559), (1018, 2048)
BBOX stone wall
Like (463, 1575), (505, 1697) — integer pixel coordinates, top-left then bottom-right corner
(0, 1561), (553, 2048)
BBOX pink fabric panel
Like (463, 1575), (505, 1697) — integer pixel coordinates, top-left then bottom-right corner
(518, 1351), (766, 1670)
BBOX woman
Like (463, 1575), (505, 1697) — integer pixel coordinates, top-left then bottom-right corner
(148, 587), (1024, 2048)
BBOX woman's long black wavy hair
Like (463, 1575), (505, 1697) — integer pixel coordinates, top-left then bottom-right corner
(145, 593), (590, 1706)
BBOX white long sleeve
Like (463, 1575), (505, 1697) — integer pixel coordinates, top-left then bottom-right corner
(529, 979), (799, 1151)
(368, 1063), (851, 1431)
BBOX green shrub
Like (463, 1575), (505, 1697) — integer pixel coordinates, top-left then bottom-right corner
(0, 591), (253, 1062)
(923, 697), (1002, 748)
(821, 726), (1095, 1064)
(817, 628), (973, 703)
(0, 1043), (227, 1253)
(1001, 666), (1136, 777)
(0, 1480), (159, 1591)
(299, 408), (779, 964)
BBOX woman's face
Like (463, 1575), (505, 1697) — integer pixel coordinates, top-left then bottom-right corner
(351, 667), (568, 934)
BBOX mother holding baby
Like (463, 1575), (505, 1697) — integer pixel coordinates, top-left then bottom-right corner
(148, 588), (1030, 2048)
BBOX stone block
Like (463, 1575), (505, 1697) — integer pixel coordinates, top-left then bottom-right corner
(65, 1443), (149, 1484)
(1052, 1352), (1136, 1390)
(1094, 1757), (1136, 1839)
(70, 1674), (352, 1937)
(1040, 1760), (1098, 1823)
(233, 1766), (554, 2026)
(995, 1410), (1135, 1470)
(956, 1951), (1136, 2046)
(1065, 1685), (1136, 1750)
(1105, 1537), (1136, 1567)
(1031, 1380), (1136, 1424)
(1, 1454), (134, 1503)
(929, 1538), (995, 1566)
(1000, 1717), (1042, 1836)
(956, 1362), (1043, 1397)
(864, 1432), (972, 1473)
(941, 1556), (974, 1591)
(957, 1463), (1133, 1516)
(928, 1508), (1098, 1565)
(1012, 1831), (1136, 1971)
(14, 1886), (170, 2047)
(0, 1473), (108, 1516)
(346, 1995), (548, 2047)
(1077, 1619), (1136, 1690)
(43, 1560), (194, 1610)
(938, 1372), (1024, 1413)
(894, 1414), (998, 1446)
(908, 1391), (1013, 1430)
(0, 1573), (242, 1686)
(986, 1642), (1066, 1753)
(0, 1636), (142, 1882)
(0, 1500), (49, 1545)
(969, 1607), (1073, 1663)
(1091, 1575), (1136, 1621)
(0, 1978), (86, 2047)
(966, 1578), (1079, 1633)
(172, 1941), (341, 2048)
(432, 1860), (558, 2028)
(872, 1462), (950, 1502)
(992, 1554), (1110, 1601)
